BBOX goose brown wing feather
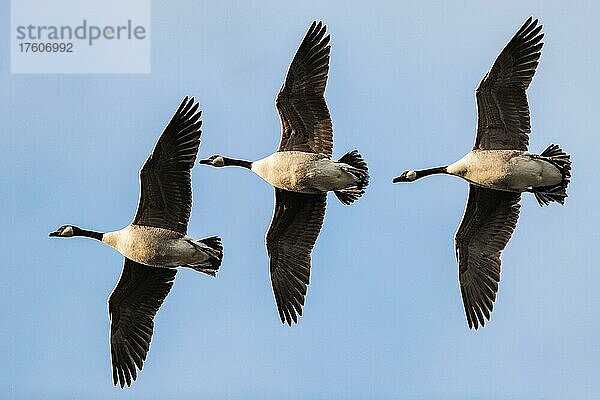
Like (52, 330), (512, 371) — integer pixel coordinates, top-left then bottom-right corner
(133, 97), (202, 234)
(266, 189), (326, 325)
(455, 186), (521, 329)
(276, 21), (333, 156)
(474, 17), (543, 151)
(108, 259), (176, 387)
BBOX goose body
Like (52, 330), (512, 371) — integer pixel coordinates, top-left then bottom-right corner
(49, 97), (223, 387)
(251, 151), (362, 193)
(393, 18), (572, 329)
(446, 150), (563, 191)
(102, 225), (216, 267)
(200, 22), (369, 325)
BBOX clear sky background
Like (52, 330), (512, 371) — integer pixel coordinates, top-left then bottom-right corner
(2, 1), (599, 399)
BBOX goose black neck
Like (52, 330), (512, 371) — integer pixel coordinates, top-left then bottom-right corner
(223, 157), (252, 169)
(73, 227), (104, 241)
(416, 166), (448, 179)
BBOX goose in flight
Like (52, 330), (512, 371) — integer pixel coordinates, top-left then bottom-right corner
(200, 21), (369, 325)
(49, 97), (223, 387)
(393, 18), (571, 329)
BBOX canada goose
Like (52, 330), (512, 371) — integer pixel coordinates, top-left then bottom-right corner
(49, 97), (223, 387)
(393, 18), (572, 329)
(200, 21), (369, 325)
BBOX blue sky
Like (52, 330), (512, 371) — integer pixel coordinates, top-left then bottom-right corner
(2, 0), (599, 399)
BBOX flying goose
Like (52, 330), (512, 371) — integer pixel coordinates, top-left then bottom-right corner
(393, 18), (571, 329)
(49, 97), (223, 387)
(200, 21), (369, 325)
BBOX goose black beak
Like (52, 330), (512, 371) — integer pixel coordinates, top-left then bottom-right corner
(393, 171), (411, 183)
(198, 158), (211, 165)
(48, 230), (60, 237)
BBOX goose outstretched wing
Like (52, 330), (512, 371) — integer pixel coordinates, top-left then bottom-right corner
(266, 189), (326, 325)
(455, 186), (521, 329)
(108, 259), (176, 387)
(133, 97), (202, 234)
(275, 21), (332, 157)
(474, 17), (543, 151)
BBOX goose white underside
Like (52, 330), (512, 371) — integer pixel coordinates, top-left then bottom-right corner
(447, 150), (563, 192)
(102, 225), (211, 267)
(251, 151), (360, 193)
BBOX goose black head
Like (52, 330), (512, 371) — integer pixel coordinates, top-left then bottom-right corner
(49, 225), (77, 237)
(393, 170), (417, 183)
(199, 155), (226, 167)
